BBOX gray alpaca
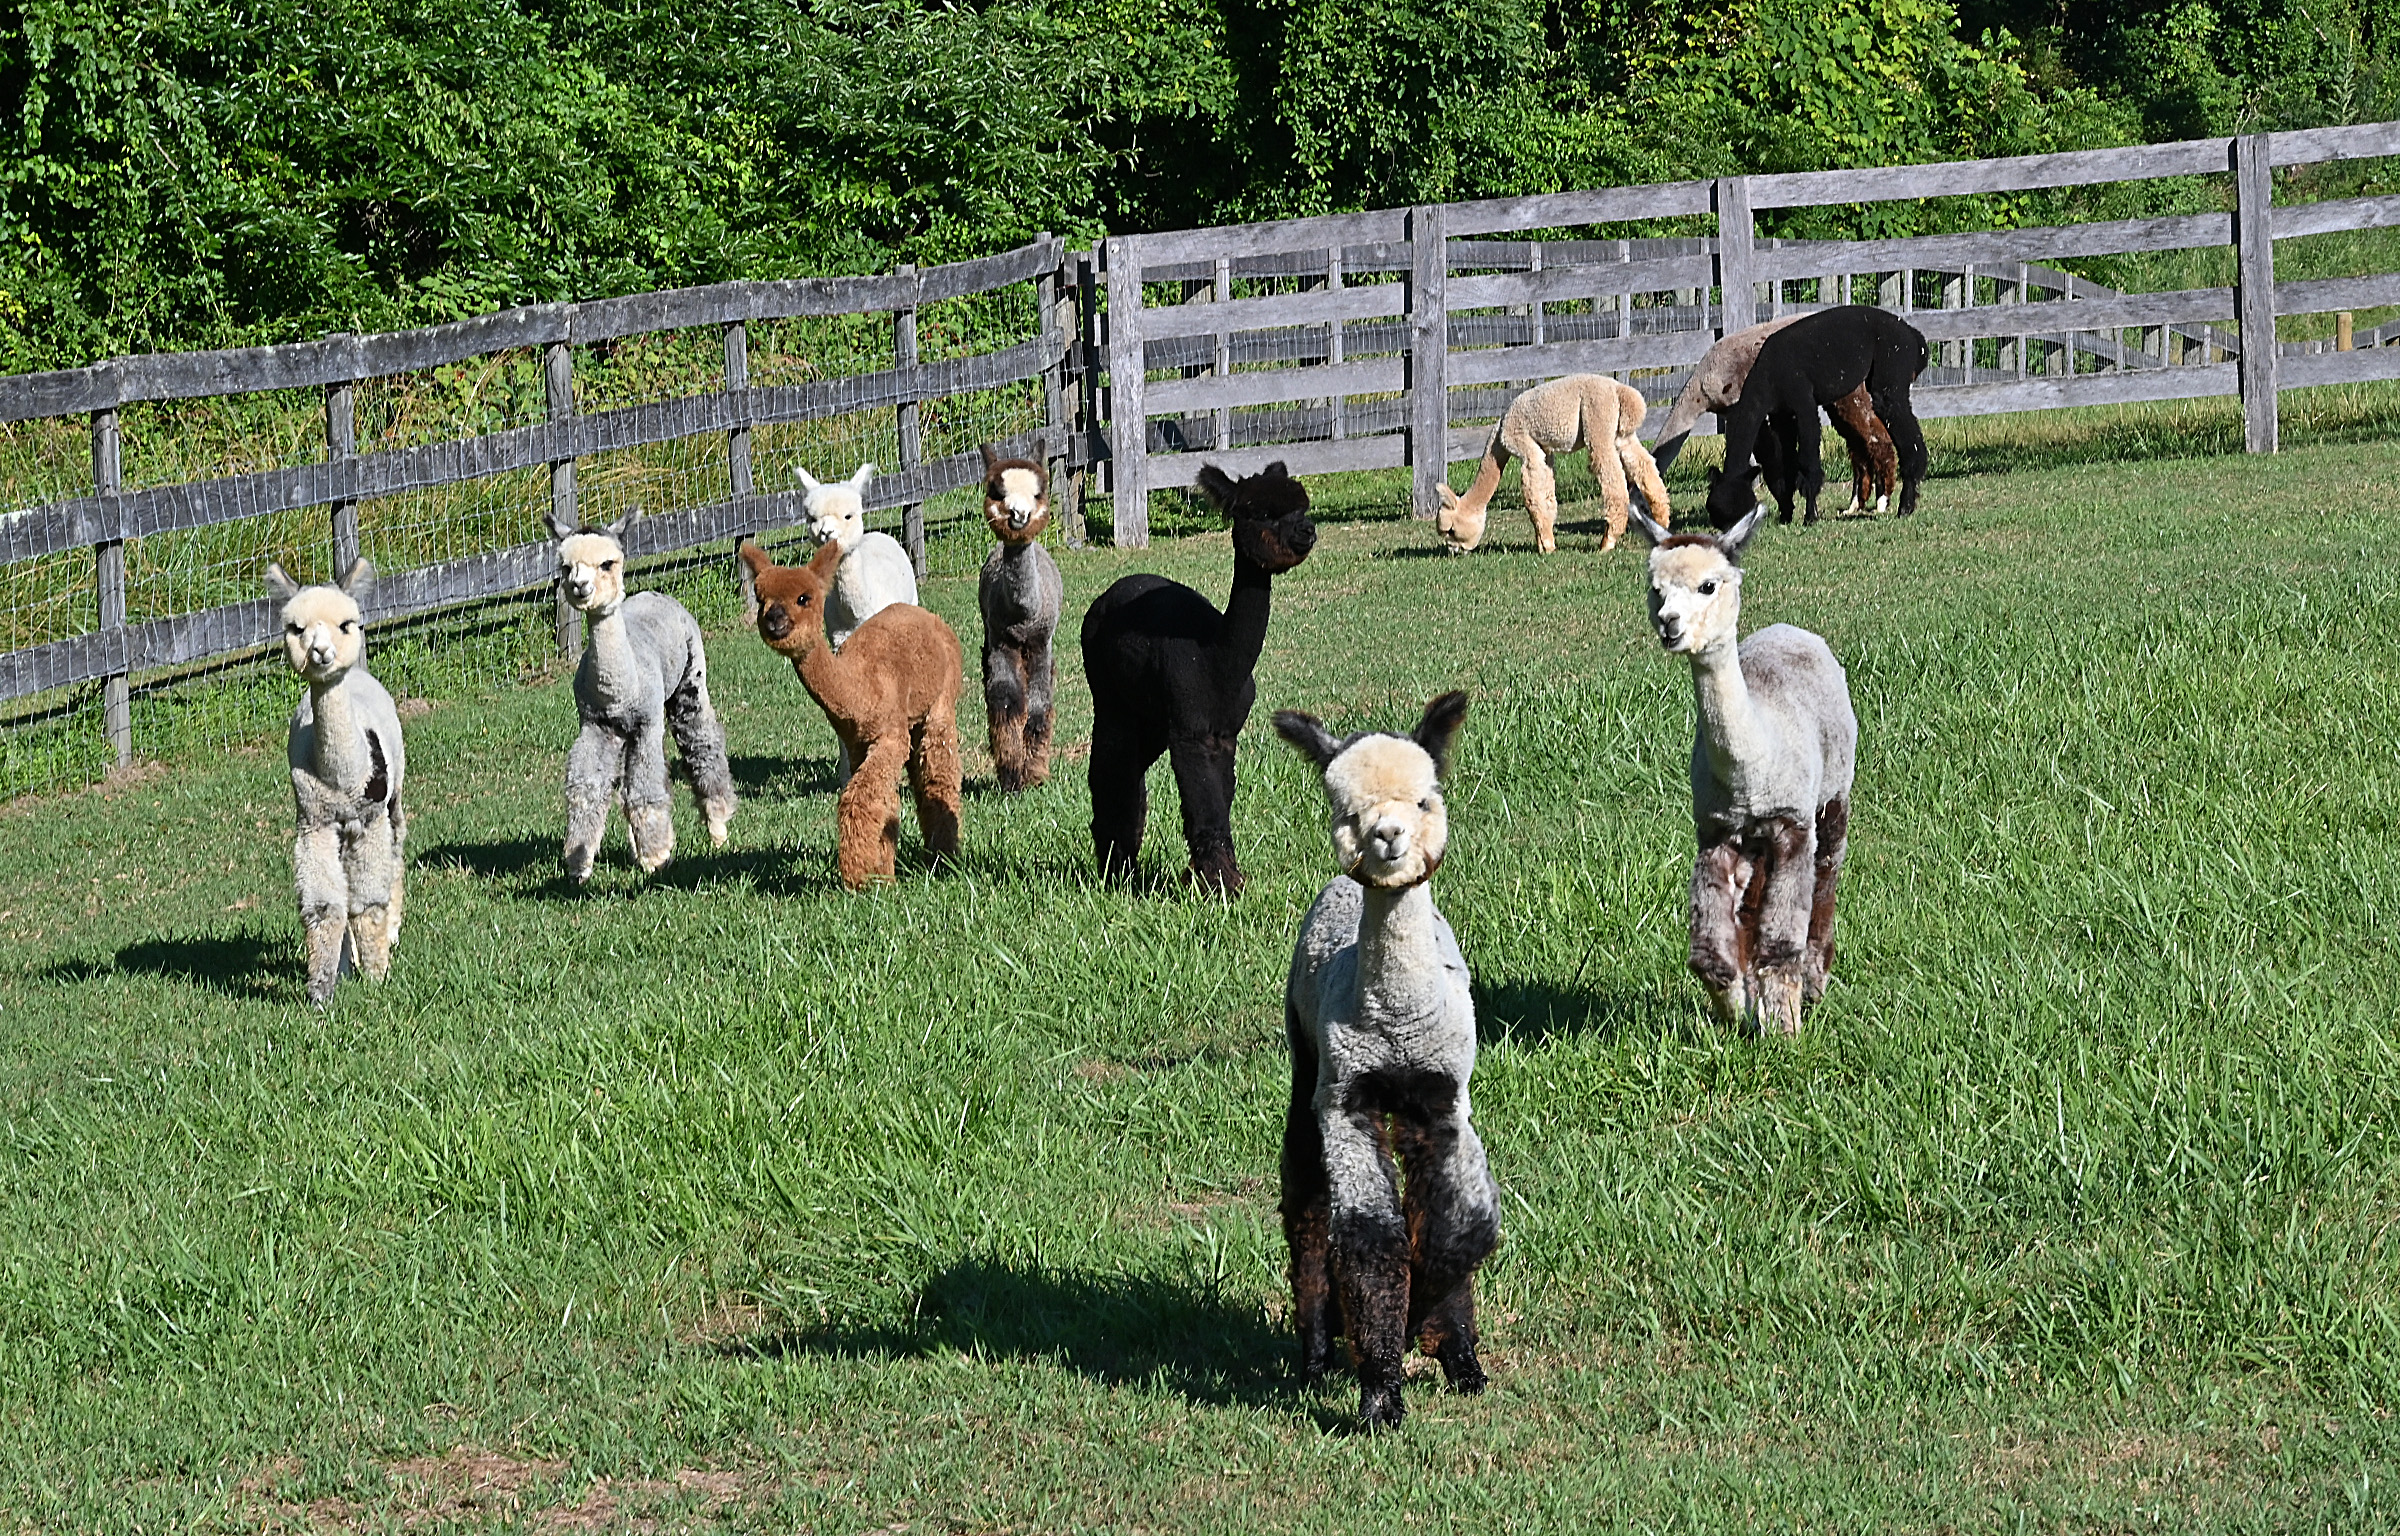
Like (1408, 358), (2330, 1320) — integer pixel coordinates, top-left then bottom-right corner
(1273, 692), (1499, 1431)
(976, 444), (1064, 791)
(1631, 502), (1857, 1035)
(267, 559), (407, 1004)
(549, 510), (736, 881)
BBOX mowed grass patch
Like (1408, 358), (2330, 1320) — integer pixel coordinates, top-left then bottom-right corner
(2, 433), (2399, 1530)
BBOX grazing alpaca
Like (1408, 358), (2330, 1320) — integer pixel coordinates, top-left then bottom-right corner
(1702, 305), (1928, 530)
(1274, 692), (1498, 1430)
(738, 539), (964, 889)
(1435, 373), (1670, 554)
(1656, 318), (1903, 519)
(549, 510), (736, 883)
(800, 461), (918, 649)
(266, 559), (406, 1004)
(976, 444), (1064, 792)
(1633, 503), (1857, 1035)
(1080, 460), (1318, 893)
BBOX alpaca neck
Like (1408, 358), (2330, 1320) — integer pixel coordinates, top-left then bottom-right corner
(793, 642), (870, 732)
(1215, 556), (1275, 677)
(307, 675), (369, 792)
(1688, 627), (1770, 791)
(582, 603), (641, 712)
(1356, 882), (1446, 1028)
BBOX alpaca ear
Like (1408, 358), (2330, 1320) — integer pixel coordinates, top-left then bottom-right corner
(736, 539), (772, 577)
(796, 465), (822, 495)
(602, 508), (634, 538)
(1437, 484), (1460, 509)
(1262, 461), (1289, 479)
(807, 538), (844, 582)
(1413, 691), (1468, 778)
(979, 442), (1001, 472)
(847, 462), (875, 491)
(337, 557), (376, 601)
(1720, 502), (1767, 560)
(1273, 709), (1345, 769)
(264, 562), (300, 601)
(544, 508), (576, 542)
(1628, 501), (1672, 548)
(1192, 464), (1236, 512)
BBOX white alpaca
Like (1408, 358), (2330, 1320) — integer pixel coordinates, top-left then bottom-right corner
(266, 559), (406, 1005)
(550, 510), (737, 882)
(799, 462), (918, 648)
(1631, 502), (1857, 1036)
(1272, 692), (1499, 1431)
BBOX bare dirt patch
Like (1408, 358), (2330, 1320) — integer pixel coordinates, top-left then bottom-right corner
(236, 1446), (760, 1532)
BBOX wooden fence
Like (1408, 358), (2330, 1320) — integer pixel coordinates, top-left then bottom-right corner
(7, 121), (2400, 777)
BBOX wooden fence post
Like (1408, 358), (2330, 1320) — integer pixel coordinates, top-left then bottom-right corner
(723, 319), (756, 616)
(326, 362), (360, 580)
(545, 337), (580, 659)
(1407, 202), (1449, 521)
(894, 263), (926, 577)
(1067, 247), (1101, 548)
(1325, 245), (1348, 442)
(2234, 132), (2280, 454)
(1713, 177), (1756, 338)
(1035, 235), (1073, 538)
(91, 406), (130, 767)
(1105, 235), (1149, 547)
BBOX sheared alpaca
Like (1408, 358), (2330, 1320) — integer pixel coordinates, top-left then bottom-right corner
(1654, 318), (1899, 518)
(739, 539), (963, 889)
(801, 461), (918, 649)
(550, 510), (736, 883)
(266, 559), (406, 1004)
(977, 444), (1063, 792)
(1080, 461), (1318, 893)
(1633, 502), (1857, 1036)
(1274, 692), (1498, 1430)
(1702, 306), (1928, 530)
(1434, 373), (1670, 554)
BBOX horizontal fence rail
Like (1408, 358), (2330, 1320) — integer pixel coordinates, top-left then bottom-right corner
(7, 120), (2400, 788)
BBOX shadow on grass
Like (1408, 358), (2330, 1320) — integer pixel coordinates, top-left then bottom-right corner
(725, 1258), (1313, 1413)
(40, 931), (297, 1002)
(730, 753), (838, 800)
(417, 835), (858, 900)
(1474, 974), (1685, 1048)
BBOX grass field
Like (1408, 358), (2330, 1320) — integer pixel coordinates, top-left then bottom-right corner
(4, 397), (2400, 1531)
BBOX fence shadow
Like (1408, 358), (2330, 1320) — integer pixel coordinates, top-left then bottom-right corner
(720, 1258), (1311, 1413)
(415, 835), (855, 900)
(41, 931), (297, 1002)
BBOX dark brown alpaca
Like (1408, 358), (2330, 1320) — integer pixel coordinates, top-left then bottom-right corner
(738, 540), (964, 889)
(977, 444), (1064, 792)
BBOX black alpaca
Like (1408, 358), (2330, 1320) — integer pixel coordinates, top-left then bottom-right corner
(1703, 305), (1930, 530)
(1079, 461), (1319, 892)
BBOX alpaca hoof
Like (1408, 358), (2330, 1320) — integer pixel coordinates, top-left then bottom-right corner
(1596, 535), (1618, 553)
(1187, 851), (1244, 895)
(1446, 1358), (1489, 1395)
(1357, 1381), (1406, 1430)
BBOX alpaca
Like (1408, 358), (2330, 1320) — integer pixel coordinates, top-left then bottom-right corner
(1702, 306), (1928, 530)
(266, 559), (406, 1005)
(1080, 460), (1319, 893)
(800, 461), (918, 649)
(1435, 373), (1670, 554)
(549, 510), (736, 883)
(977, 443), (1064, 792)
(1632, 502), (1857, 1036)
(1653, 317), (1899, 519)
(738, 539), (964, 889)
(1274, 691), (1498, 1430)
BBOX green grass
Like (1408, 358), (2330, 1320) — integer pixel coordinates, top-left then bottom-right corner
(4, 407), (2400, 1531)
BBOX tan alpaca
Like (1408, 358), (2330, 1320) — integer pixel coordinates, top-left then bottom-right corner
(738, 540), (964, 889)
(1435, 373), (1670, 555)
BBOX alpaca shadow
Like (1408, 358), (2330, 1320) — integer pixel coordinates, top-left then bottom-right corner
(41, 932), (297, 1002)
(416, 836), (554, 880)
(418, 834), (853, 900)
(1372, 544), (1466, 561)
(642, 843), (850, 899)
(721, 1258), (1301, 1411)
(1474, 975), (1683, 1048)
(729, 753), (839, 800)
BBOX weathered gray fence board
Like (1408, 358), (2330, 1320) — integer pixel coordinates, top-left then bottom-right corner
(1137, 282), (1407, 345)
(2275, 272), (2400, 313)
(1747, 139), (2235, 211)
(2269, 122), (2400, 166)
(1446, 256), (1716, 311)
(1146, 358), (1407, 415)
(1901, 287), (2238, 340)
(1442, 181), (1717, 236)
(1145, 433), (1405, 488)
(2278, 344), (2400, 387)
(1914, 362), (2240, 418)
(1751, 213), (2234, 282)
(2272, 193), (2400, 240)
(1446, 330), (1714, 387)
(1134, 212), (1411, 270)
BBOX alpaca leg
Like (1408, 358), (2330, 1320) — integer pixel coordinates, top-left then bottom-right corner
(1322, 1102), (1410, 1429)
(834, 736), (909, 889)
(1590, 426), (1631, 553)
(1789, 406), (1827, 524)
(1281, 1014), (1337, 1385)
(908, 710), (964, 864)
(343, 808), (402, 982)
(1514, 439), (1559, 554)
(1827, 384), (1877, 515)
(984, 641), (1032, 792)
(294, 822), (348, 1005)
(563, 723), (623, 883)
(1747, 814), (1818, 1036)
(1689, 837), (1754, 1027)
(667, 678), (737, 848)
(1020, 642), (1056, 789)
(620, 718), (679, 874)
(1168, 733), (1243, 894)
(1883, 393), (1928, 516)
(1088, 718), (1159, 883)
(1805, 796), (1850, 1004)
(1396, 1091), (1500, 1395)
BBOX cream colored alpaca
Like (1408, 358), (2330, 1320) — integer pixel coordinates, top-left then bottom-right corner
(1435, 373), (1670, 554)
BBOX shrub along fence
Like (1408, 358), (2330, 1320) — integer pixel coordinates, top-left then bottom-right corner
(4, 124), (2399, 795)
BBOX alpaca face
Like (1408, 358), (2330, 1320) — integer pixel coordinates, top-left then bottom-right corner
(738, 540), (841, 661)
(1703, 463), (1767, 531)
(1646, 541), (1743, 654)
(1434, 485), (1486, 553)
(800, 462), (876, 554)
(265, 559), (372, 684)
(556, 532), (627, 614)
(1275, 692), (1468, 890)
(1195, 460), (1318, 574)
(982, 462), (1050, 542)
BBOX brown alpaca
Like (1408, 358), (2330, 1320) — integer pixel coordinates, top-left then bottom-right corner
(738, 540), (965, 889)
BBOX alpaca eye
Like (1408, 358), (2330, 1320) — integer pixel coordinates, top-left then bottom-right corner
(286, 623), (302, 635)
(601, 560), (618, 571)
(1419, 797), (1435, 811)
(340, 620), (357, 632)
(1698, 580), (1718, 596)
